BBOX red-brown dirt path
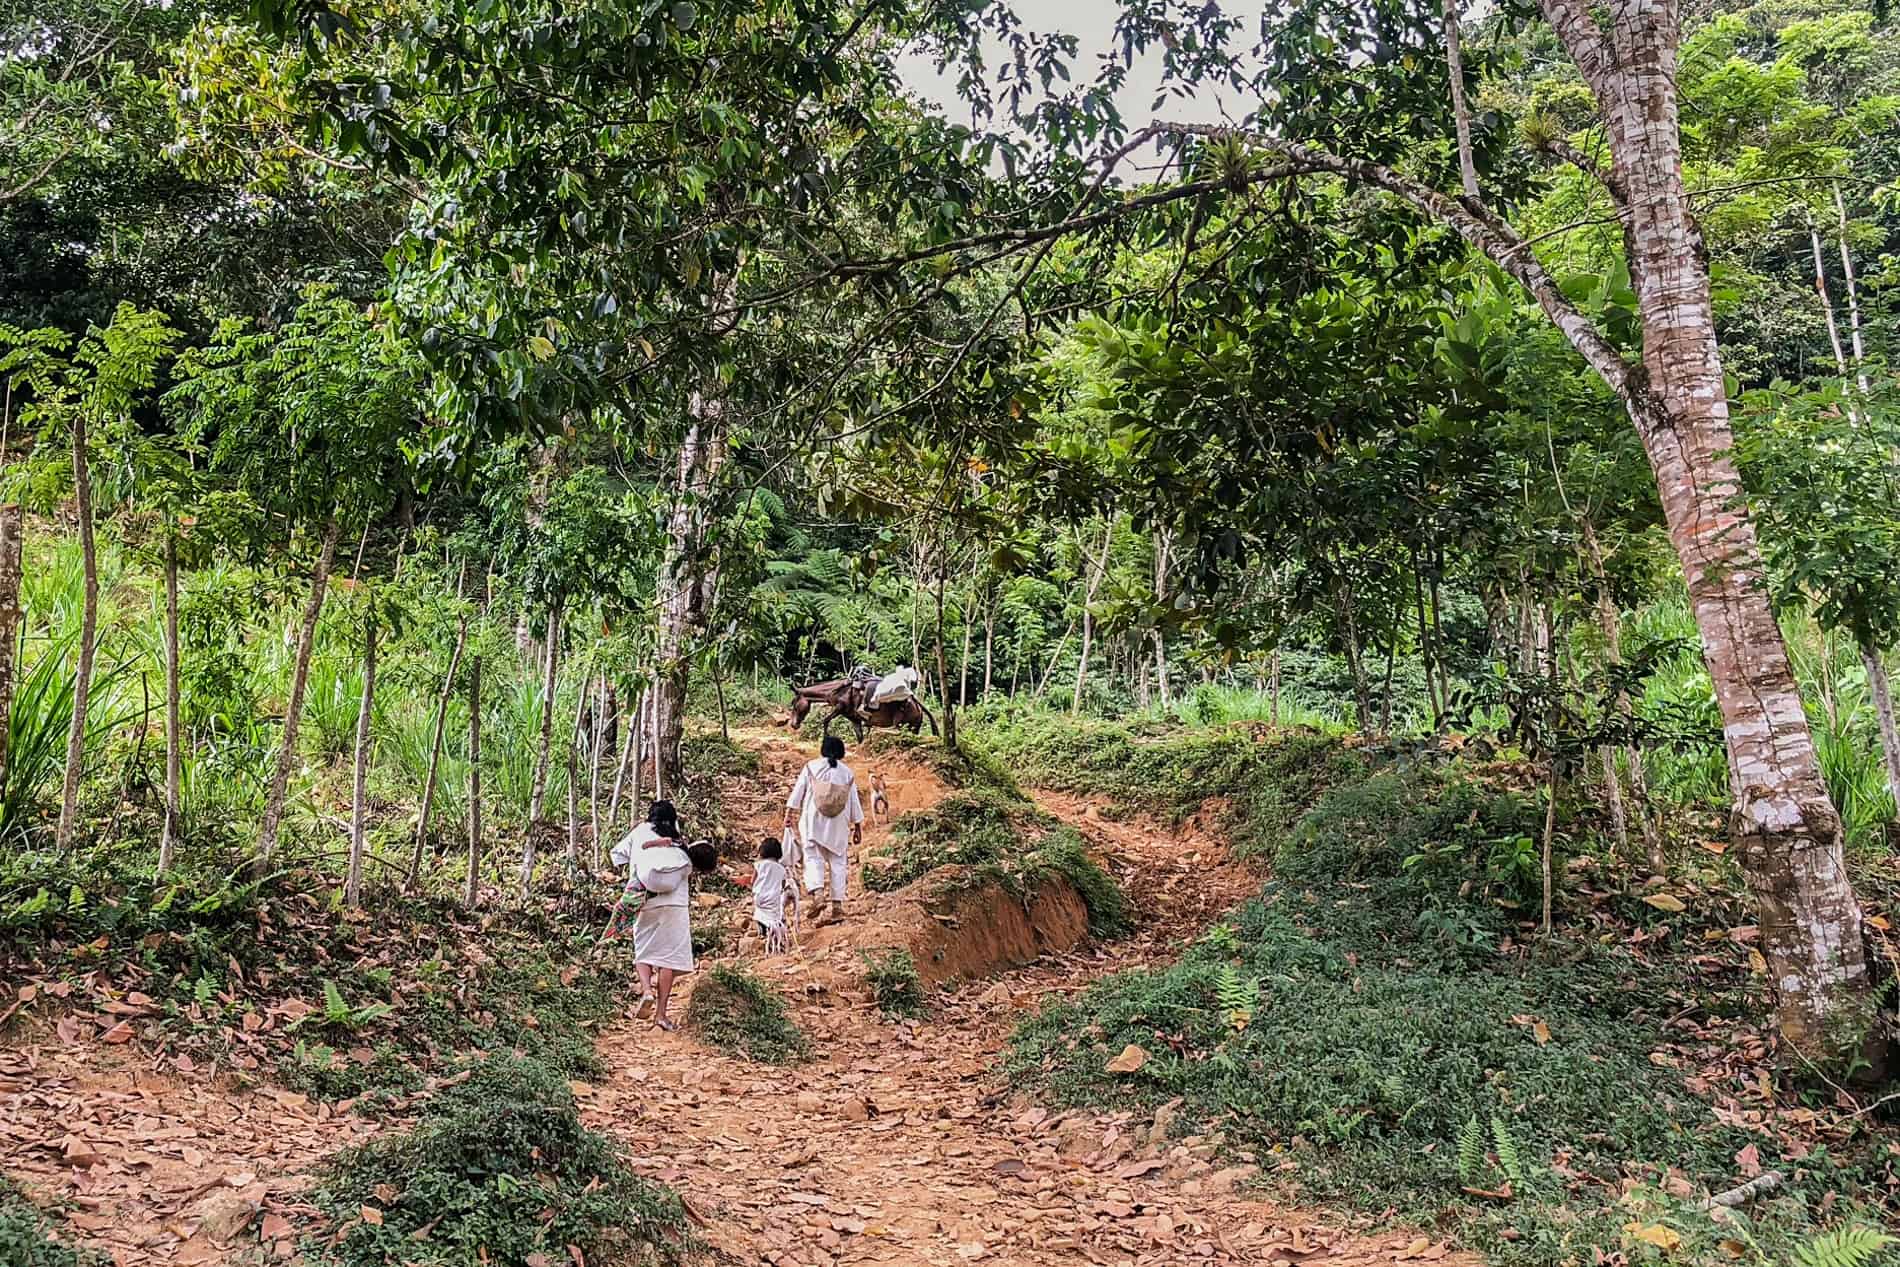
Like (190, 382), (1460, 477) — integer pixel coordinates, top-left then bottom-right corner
(583, 726), (1479, 1267)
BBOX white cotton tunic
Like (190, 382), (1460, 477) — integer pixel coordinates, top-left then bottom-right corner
(752, 858), (788, 930)
(632, 844), (694, 971)
(787, 758), (863, 855)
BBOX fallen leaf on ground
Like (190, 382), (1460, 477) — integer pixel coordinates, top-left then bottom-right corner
(1625, 1222), (1681, 1251)
(1104, 1044), (1148, 1074)
(1642, 893), (1686, 913)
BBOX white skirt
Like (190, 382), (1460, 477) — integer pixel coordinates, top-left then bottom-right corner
(633, 904), (694, 972)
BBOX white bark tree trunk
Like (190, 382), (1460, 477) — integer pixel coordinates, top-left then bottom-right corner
(1861, 644), (1900, 818)
(0, 504), (22, 800)
(258, 516), (340, 870)
(56, 410), (99, 850)
(158, 531), (183, 875)
(465, 642), (483, 907)
(345, 610), (376, 906)
(1441, 0), (1480, 200)
(653, 394), (728, 796)
(409, 587), (469, 887)
(1073, 517), (1113, 712)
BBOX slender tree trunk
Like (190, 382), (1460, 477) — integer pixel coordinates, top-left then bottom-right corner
(565, 682), (585, 870)
(588, 674), (605, 866)
(345, 611), (377, 906)
(982, 599), (995, 700)
(1442, 0), (1480, 200)
(257, 516), (340, 871)
(465, 644), (483, 907)
(1036, 621), (1077, 700)
(1073, 517), (1113, 712)
(56, 412), (100, 851)
(1269, 646), (1281, 727)
(960, 590), (974, 707)
(934, 565), (957, 749)
(1332, 575), (1372, 734)
(409, 584), (470, 887)
(653, 395), (727, 797)
(157, 531), (183, 874)
(713, 655), (729, 742)
(1831, 184), (1869, 394)
(1581, 522), (1662, 872)
(1860, 644), (1900, 819)
(527, 599), (562, 828)
(648, 674), (663, 800)
(0, 503), (20, 804)
(607, 687), (639, 833)
(632, 685), (649, 821)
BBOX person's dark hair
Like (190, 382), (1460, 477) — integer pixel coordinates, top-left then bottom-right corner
(759, 836), (782, 862)
(686, 840), (719, 872)
(647, 800), (681, 839)
(820, 735), (845, 768)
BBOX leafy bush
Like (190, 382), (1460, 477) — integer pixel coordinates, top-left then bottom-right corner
(0, 1179), (101, 1267)
(864, 791), (1044, 892)
(684, 964), (808, 1063)
(861, 947), (927, 1019)
(307, 1054), (688, 1266)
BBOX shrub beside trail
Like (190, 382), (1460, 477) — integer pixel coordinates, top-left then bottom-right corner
(307, 1053), (690, 1267)
(1004, 749), (1900, 1265)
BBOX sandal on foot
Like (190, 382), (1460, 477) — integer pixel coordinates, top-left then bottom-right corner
(633, 995), (655, 1020)
(654, 1019), (678, 1033)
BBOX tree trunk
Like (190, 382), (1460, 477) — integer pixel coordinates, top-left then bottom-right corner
(1441, 0), (1480, 200)
(608, 687), (639, 834)
(1269, 646), (1281, 727)
(157, 531), (183, 875)
(258, 516), (340, 871)
(465, 644), (483, 907)
(1575, 12), (1877, 1056)
(588, 673), (606, 866)
(1036, 621), (1077, 700)
(0, 504), (23, 804)
(713, 655), (729, 742)
(653, 394), (727, 798)
(56, 411), (100, 851)
(934, 566), (957, 749)
(1831, 184), (1869, 394)
(1581, 522), (1663, 872)
(1073, 517), (1113, 712)
(1860, 644), (1900, 819)
(960, 590), (974, 707)
(1332, 575), (1372, 734)
(527, 599), (562, 828)
(409, 585), (470, 887)
(982, 599), (995, 700)
(345, 610), (377, 906)
(565, 681), (585, 870)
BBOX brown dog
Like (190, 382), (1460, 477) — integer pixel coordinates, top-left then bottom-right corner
(870, 771), (890, 820)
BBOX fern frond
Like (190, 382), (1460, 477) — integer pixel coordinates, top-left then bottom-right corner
(1490, 1114), (1524, 1186)
(1456, 1116), (1486, 1188)
(1793, 1226), (1895, 1267)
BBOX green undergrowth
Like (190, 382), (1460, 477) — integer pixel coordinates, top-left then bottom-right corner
(972, 713), (1366, 855)
(1007, 760), (1900, 1265)
(2, 850), (632, 1105)
(307, 1053), (690, 1267)
(0, 1179), (101, 1267)
(866, 791), (1129, 936)
(861, 947), (928, 1019)
(684, 964), (808, 1063)
(860, 731), (1022, 798)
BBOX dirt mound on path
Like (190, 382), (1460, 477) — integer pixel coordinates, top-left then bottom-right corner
(862, 864), (1090, 988)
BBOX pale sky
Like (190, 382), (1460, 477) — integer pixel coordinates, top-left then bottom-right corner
(894, 1), (1270, 140)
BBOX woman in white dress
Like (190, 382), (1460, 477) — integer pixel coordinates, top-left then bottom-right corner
(782, 735), (863, 924)
(626, 800), (710, 1030)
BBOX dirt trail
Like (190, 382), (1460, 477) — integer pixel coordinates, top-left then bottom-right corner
(585, 727), (1476, 1267)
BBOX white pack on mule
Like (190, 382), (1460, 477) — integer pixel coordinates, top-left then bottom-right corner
(870, 665), (920, 707)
